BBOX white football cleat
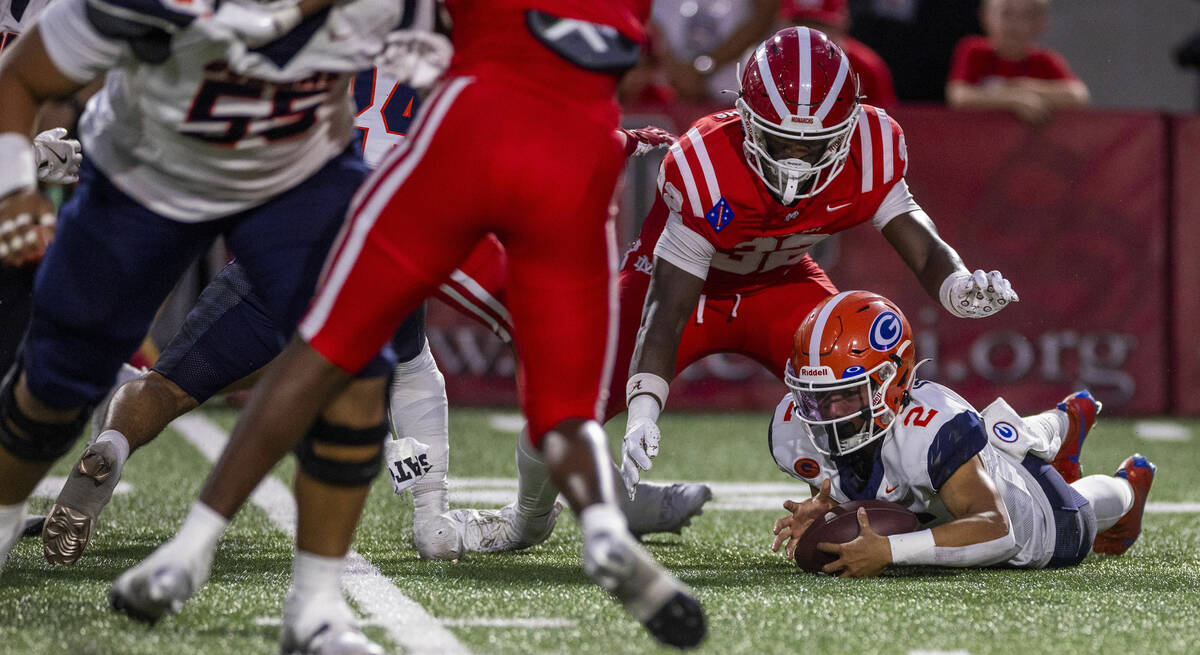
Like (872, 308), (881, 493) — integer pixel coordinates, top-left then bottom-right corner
(448, 502), (563, 554)
(109, 539), (212, 623)
(625, 482), (713, 537)
(412, 513), (464, 561)
(280, 591), (384, 655)
(44, 438), (127, 565)
(582, 522), (706, 649)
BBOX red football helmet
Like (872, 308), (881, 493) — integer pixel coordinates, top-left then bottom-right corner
(784, 290), (915, 456)
(736, 26), (860, 204)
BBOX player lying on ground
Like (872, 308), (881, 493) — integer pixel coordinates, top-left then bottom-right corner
(769, 290), (1155, 577)
(449, 26), (1021, 550)
(110, 0), (707, 649)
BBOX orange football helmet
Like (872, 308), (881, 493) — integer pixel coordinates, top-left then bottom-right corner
(784, 290), (916, 456)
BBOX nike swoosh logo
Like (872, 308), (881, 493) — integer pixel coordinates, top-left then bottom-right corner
(51, 150), (69, 164)
(885, 485), (899, 493)
(826, 202), (853, 212)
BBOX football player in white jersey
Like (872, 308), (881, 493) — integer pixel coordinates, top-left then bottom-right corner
(0, 0), (422, 651)
(768, 291), (1155, 576)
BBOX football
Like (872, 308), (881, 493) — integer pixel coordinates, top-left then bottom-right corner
(793, 500), (920, 573)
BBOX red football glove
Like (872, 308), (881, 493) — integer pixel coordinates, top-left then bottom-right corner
(619, 126), (677, 157)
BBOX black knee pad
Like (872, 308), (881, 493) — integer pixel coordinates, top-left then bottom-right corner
(293, 417), (387, 487)
(0, 364), (88, 462)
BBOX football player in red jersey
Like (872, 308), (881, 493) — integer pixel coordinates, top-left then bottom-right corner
(615, 25), (1019, 494)
(113, 0), (707, 649)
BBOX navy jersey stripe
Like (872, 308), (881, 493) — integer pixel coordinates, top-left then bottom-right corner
(926, 411), (988, 490)
(85, 0), (197, 33)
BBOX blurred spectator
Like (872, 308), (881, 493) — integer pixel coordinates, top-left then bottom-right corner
(651, 0), (781, 103)
(848, 0), (982, 103)
(946, 0), (1090, 125)
(780, 0), (898, 110)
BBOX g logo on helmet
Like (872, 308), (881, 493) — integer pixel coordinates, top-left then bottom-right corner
(992, 421), (1019, 443)
(869, 311), (903, 351)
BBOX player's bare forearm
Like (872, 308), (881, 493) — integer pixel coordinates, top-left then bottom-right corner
(0, 27), (88, 137)
(945, 81), (1017, 112)
(629, 259), (705, 381)
(881, 211), (967, 303)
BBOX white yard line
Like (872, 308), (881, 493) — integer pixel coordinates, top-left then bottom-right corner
(172, 414), (471, 655)
(440, 618), (577, 629)
(445, 477), (1200, 514)
(1133, 421), (1192, 441)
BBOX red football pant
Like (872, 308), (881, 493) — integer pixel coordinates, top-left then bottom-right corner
(301, 77), (626, 444)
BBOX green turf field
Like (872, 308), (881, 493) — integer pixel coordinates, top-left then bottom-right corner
(2, 408), (1198, 655)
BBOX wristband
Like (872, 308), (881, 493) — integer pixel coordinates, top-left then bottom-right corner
(626, 372), (669, 411)
(887, 529), (936, 565)
(0, 133), (37, 199)
(938, 270), (972, 318)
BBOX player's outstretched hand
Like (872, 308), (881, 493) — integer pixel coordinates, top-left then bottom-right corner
(940, 269), (1019, 318)
(619, 126), (677, 157)
(0, 190), (56, 268)
(817, 508), (891, 578)
(772, 478), (837, 560)
(620, 416), (661, 499)
(33, 128), (82, 185)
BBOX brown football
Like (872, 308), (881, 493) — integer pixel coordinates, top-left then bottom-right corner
(793, 500), (920, 573)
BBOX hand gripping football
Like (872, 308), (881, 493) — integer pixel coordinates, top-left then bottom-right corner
(793, 500), (919, 573)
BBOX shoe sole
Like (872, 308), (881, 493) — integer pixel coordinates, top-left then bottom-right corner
(109, 586), (164, 625)
(43, 505), (93, 566)
(644, 591), (707, 650)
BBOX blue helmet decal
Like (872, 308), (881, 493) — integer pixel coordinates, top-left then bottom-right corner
(868, 311), (903, 351)
(841, 365), (866, 378)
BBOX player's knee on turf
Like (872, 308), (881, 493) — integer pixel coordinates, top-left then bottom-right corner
(0, 367), (88, 462)
(293, 417), (388, 487)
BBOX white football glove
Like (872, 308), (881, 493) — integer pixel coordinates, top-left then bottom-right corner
(940, 269), (1019, 318)
(33, 128), (82, 185)
(198, 0), (302, 48)
(619, 415), (660, 499)
(374, 30), (453, 91)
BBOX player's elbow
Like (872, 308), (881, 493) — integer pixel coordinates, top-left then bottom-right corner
(978, 508), (1012, 544)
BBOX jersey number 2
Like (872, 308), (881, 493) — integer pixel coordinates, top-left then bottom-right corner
(903, 407), (939, 428)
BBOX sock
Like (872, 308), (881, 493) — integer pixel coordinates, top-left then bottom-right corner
(1072, 474), (1134, 532)
(514, 429), (561, 524)
(580, 502), (629, 538)
(291, 549), (345, 598)
(390, 340), (450, 522)
(94, 429), (131, 466)
(1023, 409), (1069, 459)
(174, 501), (230, 554)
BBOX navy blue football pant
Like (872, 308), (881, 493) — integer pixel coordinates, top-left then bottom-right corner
(1021, 455), (1099, 568)
(153, 259), (421, 404)
(23, 149), (383, 410)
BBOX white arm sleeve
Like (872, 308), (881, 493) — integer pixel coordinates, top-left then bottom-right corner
(870, 178), (923, 230)
(933, 529), (1019, 566)
(652, 212), (715, 281)
(39, 0), (126, 84)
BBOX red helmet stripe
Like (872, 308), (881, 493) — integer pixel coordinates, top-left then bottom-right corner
(814, 49), (851, 123)
(808, 290), (856, 366)
(667, 140), (706, 218)
(877, 108), (895, 183)
(794, 27), (812, 117)
(856, 109), (873, 193)
(755, 44), (790, 121)
(686, 127), (723, 206)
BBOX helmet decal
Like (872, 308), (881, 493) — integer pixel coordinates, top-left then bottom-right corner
(841, 365), (865, 378)
(868, 311), (903, 351)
